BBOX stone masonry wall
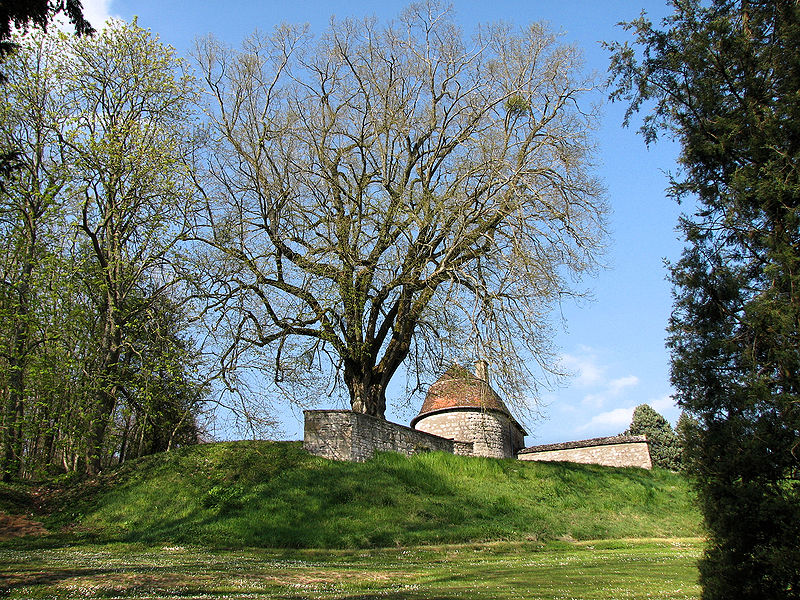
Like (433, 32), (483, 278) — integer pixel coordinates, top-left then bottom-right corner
(303, 410), (354, 461)
(304, 410), (471, 462)
(517, 435), (652, 469)
(413, 409), (523, 458)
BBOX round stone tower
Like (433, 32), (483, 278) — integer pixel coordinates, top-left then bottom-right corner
(410, 362), (527, 458)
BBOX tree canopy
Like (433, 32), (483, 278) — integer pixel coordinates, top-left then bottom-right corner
(192, 1), (607, 418)
(607, 1), (800, 597)
(0, 22), (206, 479)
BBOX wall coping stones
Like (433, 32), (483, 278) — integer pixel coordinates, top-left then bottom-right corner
(306, 409), (449, 439)
(519, 434), (648, 454)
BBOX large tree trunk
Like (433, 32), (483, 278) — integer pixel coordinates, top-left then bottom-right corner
(342, 325), (416, 417)
(117, 411), (132, 464)
(343, 345), (410, 418)
(87, 390), (115, 475)
(87, 303), (121, 475)
(344, 365), (387, 419)
(347, 379), (387, 418)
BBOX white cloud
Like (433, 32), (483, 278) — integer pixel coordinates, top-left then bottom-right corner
(578, 406), (635, 432)
(559, 348), (606, 388)
(579, 396), (679, 435)
(581, 392), (604, 408)
(608, 375), (639, 395)
(53, 0), (117, 32)
(581, 373), (639, 408)
(651, 394), (677, 414)
(81, 0), (115, 28)
(555, 345), (675, 439)
(560, 348), (639, 408)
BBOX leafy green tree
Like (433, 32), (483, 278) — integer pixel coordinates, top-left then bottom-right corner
(607, 2), (800, 598)
(193, 1), (606, 418)
(0, 31), (71, 480)
(625, 404), (680, 470)
(0, 24), (206, 478)
(60, 21), (200, 473)
(115, 292), (207, 459)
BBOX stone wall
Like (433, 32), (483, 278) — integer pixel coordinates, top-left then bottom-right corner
(517, 435), (652, 469)
(304, 411), (650, 468)
(304, 410), (471, 462)
(413, 409), (525, 458)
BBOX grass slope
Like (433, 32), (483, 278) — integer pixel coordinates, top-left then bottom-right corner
(21, 441), (702, 549)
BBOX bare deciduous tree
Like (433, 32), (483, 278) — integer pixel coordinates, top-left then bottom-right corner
(192, 2), (606, 419)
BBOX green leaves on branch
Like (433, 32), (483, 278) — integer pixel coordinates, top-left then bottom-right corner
(0, 22), (207, 479)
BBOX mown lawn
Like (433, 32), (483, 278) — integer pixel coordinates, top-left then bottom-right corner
(0, 538), (702, 599)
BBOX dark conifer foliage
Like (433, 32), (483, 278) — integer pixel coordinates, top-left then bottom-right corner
(607, 2), (800, 598)
(625, 404), (680, 471)
(1, 0), (92, 53)
(0, 1), (92, 195)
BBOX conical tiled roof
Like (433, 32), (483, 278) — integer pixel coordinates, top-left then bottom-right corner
(410, 364), (514, 427)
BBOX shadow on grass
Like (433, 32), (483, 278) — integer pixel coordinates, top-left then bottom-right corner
(335, 596), (465, 600)
(1, 565), (246, 600)
(2, 567), (115, 589)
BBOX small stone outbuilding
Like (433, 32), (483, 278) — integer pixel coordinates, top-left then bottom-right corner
(410, 362), (527, 459)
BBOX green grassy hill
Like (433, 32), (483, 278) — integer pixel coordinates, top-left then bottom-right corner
(8, 441), (702, 549)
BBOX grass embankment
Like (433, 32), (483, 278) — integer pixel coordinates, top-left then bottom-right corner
(12, 440), (701, 549)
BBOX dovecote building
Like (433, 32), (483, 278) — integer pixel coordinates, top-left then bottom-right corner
(411, 362), (527, 459)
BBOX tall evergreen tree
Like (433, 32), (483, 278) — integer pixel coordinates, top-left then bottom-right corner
(607, 2), (800, 598)
(625, 404), (680, 470)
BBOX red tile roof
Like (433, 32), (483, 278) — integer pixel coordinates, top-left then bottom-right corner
(411, 364), (513, 425)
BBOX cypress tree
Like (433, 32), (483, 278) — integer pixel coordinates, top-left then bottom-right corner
(626, 404), (680, 471)
(607, 2), (800, 597)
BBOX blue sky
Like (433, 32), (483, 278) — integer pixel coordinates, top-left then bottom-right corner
(81, 0), (687, 445)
